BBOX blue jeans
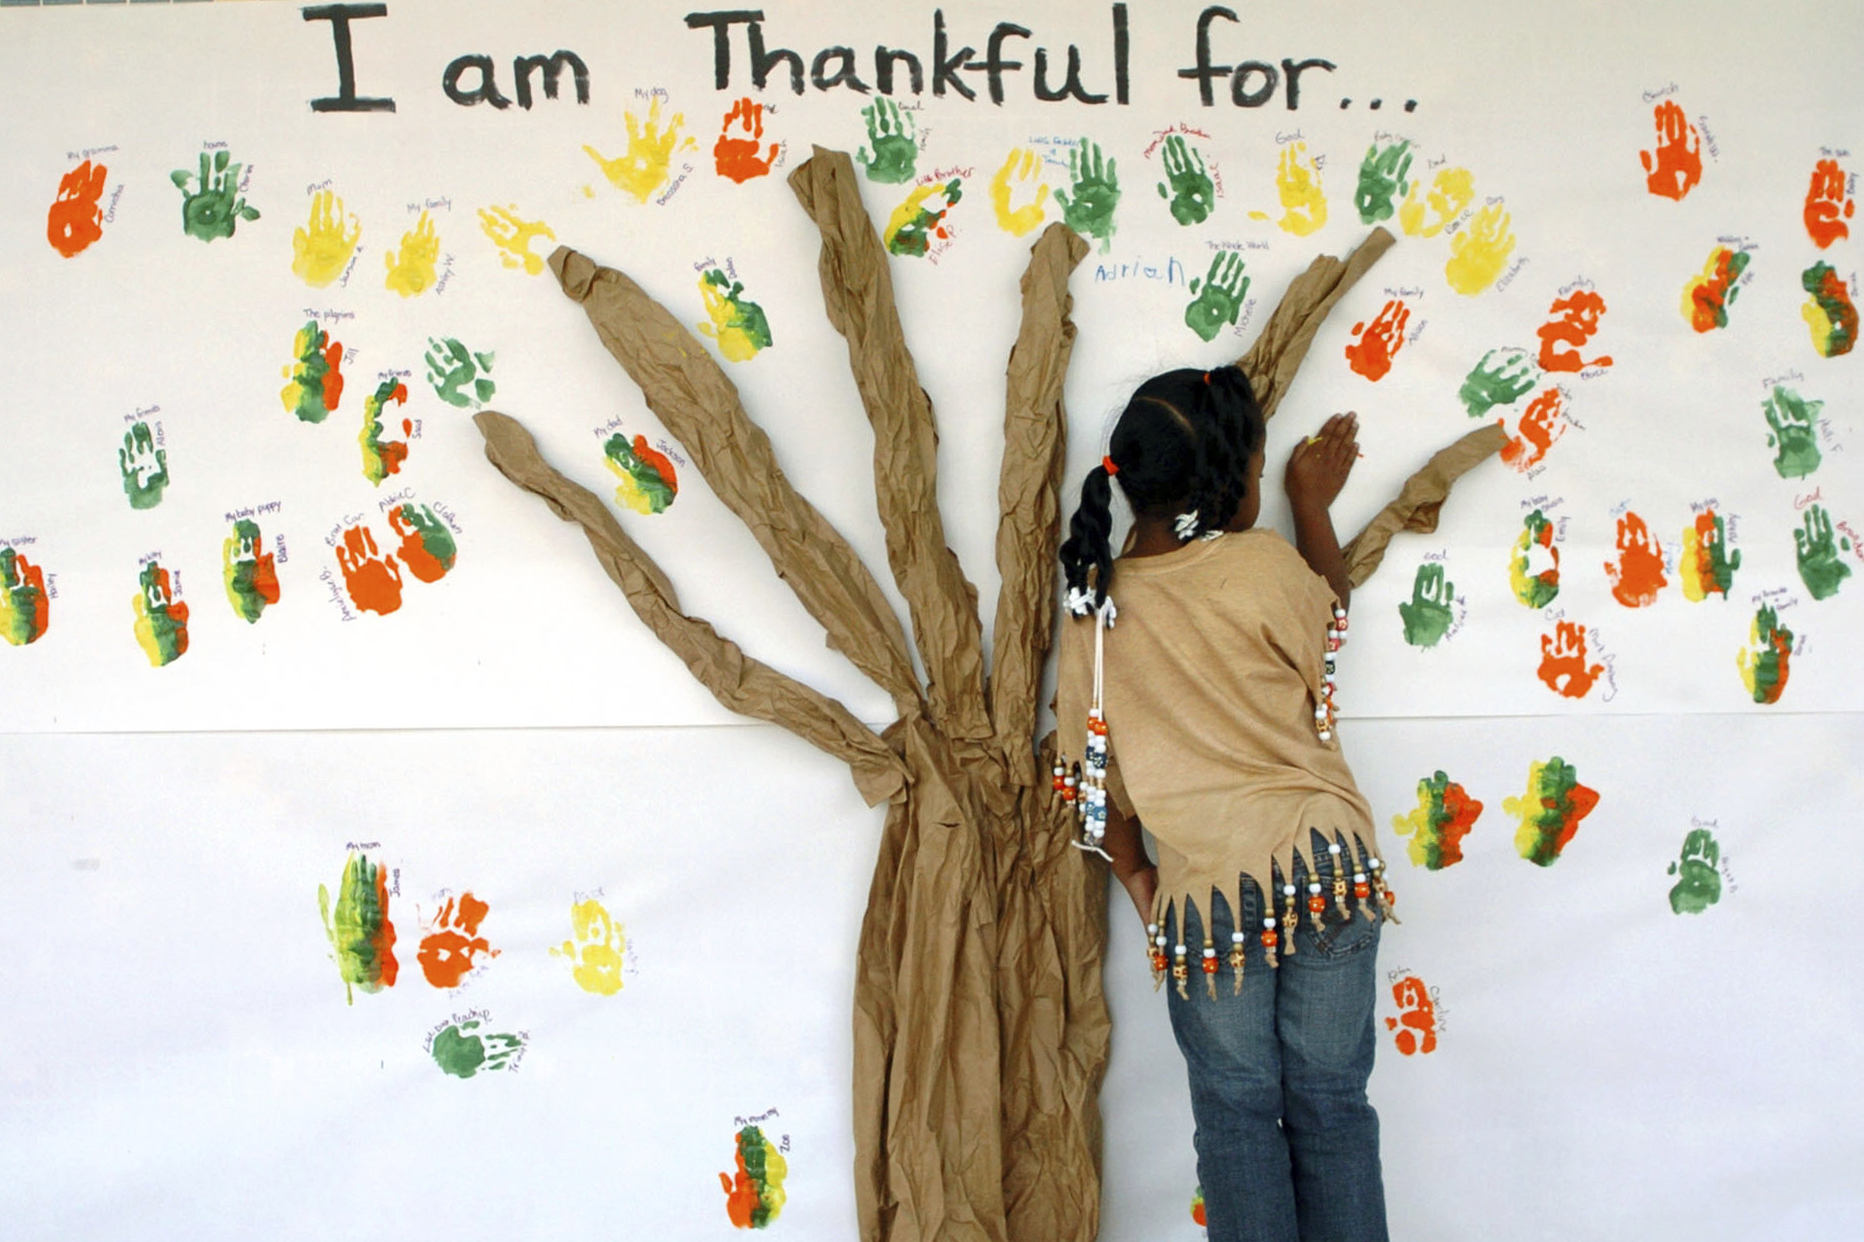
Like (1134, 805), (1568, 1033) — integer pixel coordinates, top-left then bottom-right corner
(1165, 848), (1387, 1242)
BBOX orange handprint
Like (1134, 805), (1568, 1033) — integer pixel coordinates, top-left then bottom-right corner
(1605, 511), (1667, 608)
(1384, 975), (1438, 1056)
(1343, 299), (1410, 381)
(1499, 388), (1565, 473)
(1640, 102), (1703, 201)
(1536, 291), (1613, 373)
(334, 524), (403, 616)
(714, 97), (779, 184)
(417, 892), (499, 988)
(47, 160), (108, 258)
(1804, 158), (1854, 249)
(1537, 620), (1603, 699)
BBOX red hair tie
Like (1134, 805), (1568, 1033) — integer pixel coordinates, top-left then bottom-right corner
(1203, 370), (1212, 384)
(1102, 455), (1119, 476)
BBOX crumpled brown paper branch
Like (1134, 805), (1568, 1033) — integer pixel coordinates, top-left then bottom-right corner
(990, 223), (1090, 777)
(791, 149), (991, 740)
(473, 408), (906, 806)
(1236, 225), (1396, 422)
(1342, 423), (1510, 587)
(549, 245), (924, 719)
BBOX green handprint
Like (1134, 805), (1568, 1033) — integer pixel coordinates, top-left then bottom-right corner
(1666, 828), (1722, 915)
(1763, 385), (1823, 480)
(856, 97), (918, 184)
(1795, 503), (1852, 600)
(1054, 137), (1120, 252)
(1155, 134), (1214, 227)
(1183, 252), (1250, 343)
(169, 150), (260, 242)
(1458, 348), (1539, 418)
(1399, 562), (1455, 648)
(118, 422), (170, 510)
(424, 337), (496, 410)
(431, 1019), (525, 1079)
(1354, 139), (1413, 225)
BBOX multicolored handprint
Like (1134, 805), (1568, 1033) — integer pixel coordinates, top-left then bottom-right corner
(1681, 247), (1751, 333)
(1391, 771), (1483, 870)
(389, 503), (458, 583)
(0, 547), (50, 646)
(604, 433), (680, 515)
(1503, 756), (1599, 866)
(884, 179), (962, 258)
(1679, 510), (1739, 602)
(697, 270), (774, 362)
(1509, 509), (1560, 608)
(359, 379), (410, 484)
(222, 519), (280, 623)
(1737, 603), (1793, 704)
(280, 321), (346, 424)
(132, 561), (189, 666)
(1800, 262), (1858, 358)
(318, 851), (399, 1005)
(720, 1125), (788, 1229)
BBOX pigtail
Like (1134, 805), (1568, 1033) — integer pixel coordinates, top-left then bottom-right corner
(1183, 365), (1264, 538)
(1059, 465), (1116, 615)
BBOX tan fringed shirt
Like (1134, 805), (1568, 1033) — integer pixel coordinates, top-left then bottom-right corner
(1055, 529), (1382, 943)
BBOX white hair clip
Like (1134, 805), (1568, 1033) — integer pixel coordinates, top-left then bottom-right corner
(1173, 510), (1201, 541)
(1064, 586), (1096, 617)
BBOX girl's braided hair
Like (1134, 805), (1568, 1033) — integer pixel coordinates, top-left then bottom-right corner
(1059, 364), (1264, 614)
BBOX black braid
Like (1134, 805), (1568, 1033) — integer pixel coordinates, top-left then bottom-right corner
(1058, 465), (1116, 611)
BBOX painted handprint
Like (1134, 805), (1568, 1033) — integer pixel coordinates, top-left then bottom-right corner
(1737, 603), (1793, 704)
(1680, 510), (1739, 602)
(1605, 511), (1667, 608)
(1155, 134), (1214, 226)
(1398, 166), (1473, 238)
(1384, 976), (1438, 1055)
(1504, 756), (1599, 865)
(720, 1125), (789, 1229)
(1499, 387), (1565, 473)
(318, 851), (398, 1005)
(1344, 299), (1409, 381)
(1398, 561), (1454, 648)
(1795, 504), (1852, 600)
(132, 561), (189, 667)
(1509, 508), (1560, 609)
(990, 148), (1049, 237)
(1536, 620), (1603, 699)
(47, 160), (107, 258)
(855, 97), (917, 184)
(291, 190), (361, 288)
(715, 97), (779, 184)
(604, 433), (680, 515)
(1273, 142), (1327, 237)
(417, 892), (499, 988)
(431, 1019), (526, 1079)
(1804, 158), (1855, 249)
(170, 149), (259, 241)
(389, 503), (457, 583)
(358, 379), (411, 485)
(1801, 262), (1859, 359)
(118, 422), (170, 510)
(1354, 139), (1411, 225)
(1391, 771), (1483, 870)
(1762, 385), (1823, 480)
(1537, 291), (1613, 372)
(334, 523), (403, 615)
(584, 99), (695, 202)
(1668, 828), (1723, 915)
(1458, 348), (1538, 418)
(697, 269), (774, 362)
(1054, 138), (1120, 251)
(477, 204), (556, 275)
(1682, 247), (1751, 333)
(1445, 202), (1515, 295)
(1182, 252), (1249, 342)
(1640, 101), (1703, 201)
(424, 337), (496, 409)
(383, 211), (440, 297)
(883, 179), (962, 258)
(280, 321), (345, 424)
(551, 897), (627, 995)
(222, 519), (280, 623)
(0, 547), (50, 646)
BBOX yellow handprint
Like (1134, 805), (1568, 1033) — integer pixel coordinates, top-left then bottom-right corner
(477, 204), (556, 276)
(1398, 166), (1475, 238)
(584, 98), (697, 203)
(1445, 202), (1516, 295)
(291, 190), (361, 288)
(551, 898), (627, 996)
(383, 211), (440, 297)
(1274, 142), (1328, 237)
(991, 147), (1050, 237)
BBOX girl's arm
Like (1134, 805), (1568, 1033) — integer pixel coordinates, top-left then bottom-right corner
(1286, 412), (1360, 609)
(1103, 799), (1157, 926)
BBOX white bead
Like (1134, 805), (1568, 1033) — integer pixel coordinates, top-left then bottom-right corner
(1263, 917), (1276, 929)
(1318, 730), (1333, 741)
(1155, 935), (1167, 946)
(1329, 842), (1342, 855)
(1146, 923), (1159, 935)
(1308, 882), (1322, 893)
(1203, 947), (1217, 958)
(1174, 944), (1187, 954)
(1232, 931), (1246, 943)
(1282, 885), (1296, 896)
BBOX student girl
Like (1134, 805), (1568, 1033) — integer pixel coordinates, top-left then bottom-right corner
(1054, 364), (1394, 1242)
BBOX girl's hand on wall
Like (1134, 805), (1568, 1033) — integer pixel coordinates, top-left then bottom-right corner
(1286, 412), (1359, 515)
